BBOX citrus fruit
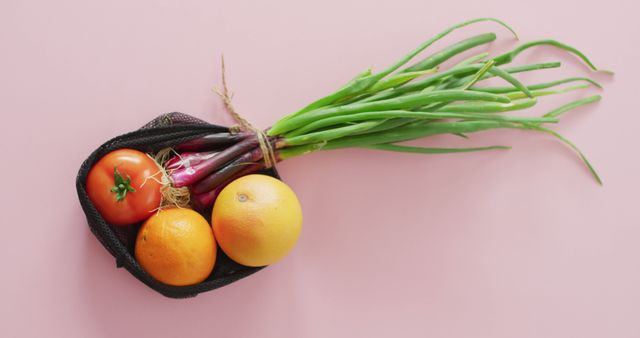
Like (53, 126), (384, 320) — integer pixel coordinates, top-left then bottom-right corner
(134, 208), (216, 286)
(211, 174), (302, 267)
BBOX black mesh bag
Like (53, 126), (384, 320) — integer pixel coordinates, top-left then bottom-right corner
(76, 112), (277, 298)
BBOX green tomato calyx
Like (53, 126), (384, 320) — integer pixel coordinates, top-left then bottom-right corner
(111, 167), (136, 202)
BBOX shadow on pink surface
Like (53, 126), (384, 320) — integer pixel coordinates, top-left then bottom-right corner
(78, 222), (306, 337)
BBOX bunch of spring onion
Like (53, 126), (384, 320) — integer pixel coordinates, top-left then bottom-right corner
(165, 18), (608, 209)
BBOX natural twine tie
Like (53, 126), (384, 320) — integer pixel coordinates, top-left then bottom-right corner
(213, 56), (277, 169)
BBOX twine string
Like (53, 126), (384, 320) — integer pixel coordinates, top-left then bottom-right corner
(213, 56), (277, 169)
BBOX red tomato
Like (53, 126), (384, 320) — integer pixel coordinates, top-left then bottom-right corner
(86, 149), (163, 226)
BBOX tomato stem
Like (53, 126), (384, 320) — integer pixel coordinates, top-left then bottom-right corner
(111, 167), (136, 202)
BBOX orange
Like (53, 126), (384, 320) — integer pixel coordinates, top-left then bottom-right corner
(212, 174), (302, 267)
(134, 208), (216, 286)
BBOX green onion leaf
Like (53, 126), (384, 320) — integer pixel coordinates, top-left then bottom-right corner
(366, 143), (511, 154)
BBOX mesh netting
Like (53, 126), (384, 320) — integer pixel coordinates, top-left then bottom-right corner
(76, 112), (277, 298)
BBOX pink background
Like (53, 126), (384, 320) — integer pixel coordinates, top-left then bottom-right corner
(2, 0), (639, 337)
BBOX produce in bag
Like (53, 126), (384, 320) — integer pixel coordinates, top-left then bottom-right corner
(77, 18), (609, 298)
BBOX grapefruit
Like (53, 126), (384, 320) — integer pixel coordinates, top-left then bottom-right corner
(211, 174), (302, 267)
